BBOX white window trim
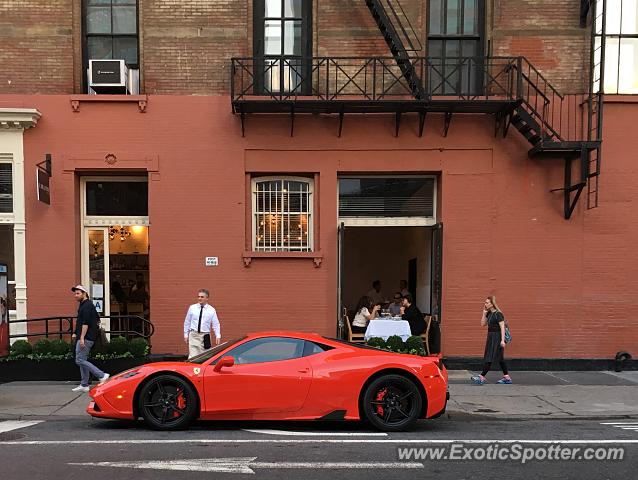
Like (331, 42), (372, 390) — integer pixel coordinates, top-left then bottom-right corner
(251, 175), (314, 252)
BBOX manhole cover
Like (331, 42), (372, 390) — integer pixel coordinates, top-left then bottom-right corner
(0, 432), (26, 441)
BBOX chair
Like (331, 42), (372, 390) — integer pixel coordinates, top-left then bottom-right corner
(346, 313), (365, 344)
(421, 315), (432, 355)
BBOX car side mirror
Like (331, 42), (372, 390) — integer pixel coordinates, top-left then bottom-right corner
(213, 356), (235, 372)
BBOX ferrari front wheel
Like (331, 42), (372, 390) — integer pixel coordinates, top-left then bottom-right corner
(138, 374), (198, 430)
(362, 374), (422, 431)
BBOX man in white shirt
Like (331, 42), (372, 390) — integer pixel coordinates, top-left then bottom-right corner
(183, 289), (221, 359)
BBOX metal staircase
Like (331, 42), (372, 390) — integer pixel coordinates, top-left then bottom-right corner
(365, 0), (602, 220)
(365, 0), (426, 99)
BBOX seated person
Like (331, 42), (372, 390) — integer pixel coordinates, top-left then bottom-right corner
(401, 293), (426, 335)
(351, 296), (380, 333)
(388, 292), (403, 316)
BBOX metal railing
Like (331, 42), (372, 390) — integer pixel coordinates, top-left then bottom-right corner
(231, 56), (602, 146)
(8, 315), (154, 344)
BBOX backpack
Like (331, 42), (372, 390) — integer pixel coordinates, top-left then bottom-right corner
(504, 319), (512, 344)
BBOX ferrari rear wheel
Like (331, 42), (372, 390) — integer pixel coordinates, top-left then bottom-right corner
(362, 374), (422, 432)
(138, 374), (198, 430)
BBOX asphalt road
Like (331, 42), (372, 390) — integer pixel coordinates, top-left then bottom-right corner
(0, 415), (636, 480)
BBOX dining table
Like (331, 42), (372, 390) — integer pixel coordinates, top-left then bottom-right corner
(364, 317), (412, 341)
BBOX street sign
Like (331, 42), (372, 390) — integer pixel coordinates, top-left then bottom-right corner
(205, 256), (219, 267)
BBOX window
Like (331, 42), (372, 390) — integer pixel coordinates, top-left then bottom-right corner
(339, 177), (435, 218)
(83, 0), (139, 91)
(226, 337), (305, 364)
(0, 226), (15, 310)
(427, 0), (484, 94)
(252, 177), (313, 252)
(0, 164), (13, 213)
(253, 0), (312, 94)
(85, 180), (148, 216)
(303, 341), (333, 357)
(595, 0), (638, 93)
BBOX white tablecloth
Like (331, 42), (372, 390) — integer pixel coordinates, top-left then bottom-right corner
(364, 319), (412, 341)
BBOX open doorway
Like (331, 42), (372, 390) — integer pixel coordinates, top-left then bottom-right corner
(341, 226), (432, 318)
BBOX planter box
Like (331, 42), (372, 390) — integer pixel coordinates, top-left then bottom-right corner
(0, 357), (150, 382)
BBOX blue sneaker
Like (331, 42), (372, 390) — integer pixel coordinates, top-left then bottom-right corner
(471, 375), (486, 385)
(497, 376), (512, 384)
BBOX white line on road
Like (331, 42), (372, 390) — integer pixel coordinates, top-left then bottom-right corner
(69, 458), (423, 474)
(243, 429), (387, 436)
(3, 439), (638, 445)
(600, 422), (638, 425)
(0, 420), (43, 433)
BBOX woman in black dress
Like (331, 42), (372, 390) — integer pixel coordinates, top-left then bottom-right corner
(471, 295), (512, 385)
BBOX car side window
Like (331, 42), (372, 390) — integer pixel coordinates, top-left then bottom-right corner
(303, 341), (334, 357)
(225, 337), (305, 365)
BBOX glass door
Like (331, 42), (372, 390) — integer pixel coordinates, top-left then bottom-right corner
(83, 228), (110, 332)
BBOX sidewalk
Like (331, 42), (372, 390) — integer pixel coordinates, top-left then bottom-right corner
(0, 371), (637, 420)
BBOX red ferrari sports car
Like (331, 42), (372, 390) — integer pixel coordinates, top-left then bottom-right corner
(87, 331), (448, 431)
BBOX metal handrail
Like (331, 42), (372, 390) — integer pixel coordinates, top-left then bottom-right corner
(8, 315), (154, 343)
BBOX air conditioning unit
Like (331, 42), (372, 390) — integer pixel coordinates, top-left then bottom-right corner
(88, 59), (129, 94)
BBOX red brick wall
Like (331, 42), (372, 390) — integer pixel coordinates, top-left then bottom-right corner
(7, 93), (638, 359)
(491, 0), (591, 93)
(0, 0), (592, 95)
(0, 0), (77, 94)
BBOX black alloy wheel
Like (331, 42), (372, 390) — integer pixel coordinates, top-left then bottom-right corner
(362, 374), (422, 431)
(138, 374), (198, 430)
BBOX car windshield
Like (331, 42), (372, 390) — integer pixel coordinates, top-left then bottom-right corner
(187, 337), (245, 364)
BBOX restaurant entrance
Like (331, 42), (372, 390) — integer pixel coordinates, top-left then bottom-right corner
(80, 177), (150, 337)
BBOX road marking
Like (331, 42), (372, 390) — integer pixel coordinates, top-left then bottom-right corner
(243, 429), (387, 436)
(3, 439), (638, 445)
(600, 422), (638, 433)
(600, 422), (638, 425)
(69, 458), (423, 474)
(0, 420), (43, 433)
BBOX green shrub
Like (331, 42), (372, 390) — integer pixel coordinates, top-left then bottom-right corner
(405, 336), (426, 355)
(49, 339), (71, 356)
(366, 337), (387, 349)
(129, 338), (149, 357)
(10, 339), (32, 356)
(108, 336), (129, 355)
(385, 335), (405, 352)
(32, 339), (52, 355)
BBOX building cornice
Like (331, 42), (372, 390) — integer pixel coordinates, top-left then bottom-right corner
(0, 108), (42, 130)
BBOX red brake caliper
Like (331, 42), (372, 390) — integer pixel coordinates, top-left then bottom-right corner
(375, 388), (387, 416)
(173, 388), (186, 418)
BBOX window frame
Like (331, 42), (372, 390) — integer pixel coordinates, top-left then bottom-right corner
(427, 0), (486, 95)
(251, 175), (314, 253)
(253, 0), (313, 95)
(224, 337), (306, 365)
(81, 0), (140, 94)
(595, 0), (638, 94)
(0, 162), (14, 215)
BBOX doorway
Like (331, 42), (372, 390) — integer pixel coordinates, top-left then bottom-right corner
(80, 177), (149, 337)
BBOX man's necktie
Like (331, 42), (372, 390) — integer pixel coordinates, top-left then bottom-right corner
(197, 304), (204, 333)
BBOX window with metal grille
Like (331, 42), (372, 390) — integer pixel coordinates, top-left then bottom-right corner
(83, 0), (139, 91)
(0, 164), (13, 213)
(252, 177), (313, 252)
(427, 0), (485, 95)
(253, 0), (312, 94)
(595, 0), (638, 93)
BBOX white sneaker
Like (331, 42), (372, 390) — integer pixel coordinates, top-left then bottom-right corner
(71, 385), (90, 393)
(99, 373), (110, 384)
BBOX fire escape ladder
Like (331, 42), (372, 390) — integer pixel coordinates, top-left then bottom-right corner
(365, 0), (426, 100)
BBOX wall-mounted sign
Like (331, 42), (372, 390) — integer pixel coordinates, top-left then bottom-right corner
(36, 153), (52, 205)
(205, 257), (219, 267)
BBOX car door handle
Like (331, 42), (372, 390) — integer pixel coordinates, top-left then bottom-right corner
(298, 368), (309, 373)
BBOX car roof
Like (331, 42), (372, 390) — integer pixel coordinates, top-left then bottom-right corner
(245, 331), (327, 341)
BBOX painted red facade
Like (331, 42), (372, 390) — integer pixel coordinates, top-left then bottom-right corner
(1, 93), (634, 359)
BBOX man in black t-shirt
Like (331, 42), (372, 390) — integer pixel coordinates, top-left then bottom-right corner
(401, 293), (426, 336)
(71, 285), (109, 393)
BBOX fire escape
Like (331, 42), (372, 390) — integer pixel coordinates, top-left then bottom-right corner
(231, 0), (603, 220)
